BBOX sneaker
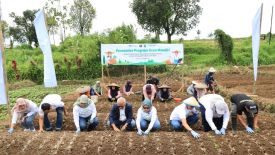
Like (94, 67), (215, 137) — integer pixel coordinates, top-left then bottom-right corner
(30, 128), (36, 132)
(24, 129), (30, 132)
(45, 127), (53, 131)
(55, 128), (62, 131)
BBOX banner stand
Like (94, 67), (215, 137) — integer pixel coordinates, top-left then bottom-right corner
(144, 66), (147, 84)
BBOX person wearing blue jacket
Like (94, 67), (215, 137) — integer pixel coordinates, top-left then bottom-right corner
(108, 97), (136, 132)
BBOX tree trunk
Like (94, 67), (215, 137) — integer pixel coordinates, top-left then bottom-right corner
(167, 34), (172, 43)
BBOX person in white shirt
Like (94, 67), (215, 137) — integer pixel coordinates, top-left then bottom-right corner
(199, 94), (230, 135)
(136, 98), (160, 136)
(8, 98), (38, 134)
(38, 94), (67, 132)
(186, 81), (199, 96)
(170, 97), (200, 139)
(73, 95), (98, 134)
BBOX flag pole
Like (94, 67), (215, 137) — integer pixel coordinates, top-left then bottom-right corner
(269, 6), (274, 46)
(0, 14), (11, 121)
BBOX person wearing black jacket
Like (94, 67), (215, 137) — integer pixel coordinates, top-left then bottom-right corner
(108, 97), (135, 131)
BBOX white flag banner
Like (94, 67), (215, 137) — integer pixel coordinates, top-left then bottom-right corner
(34, 10), (57, 87)
(252, 5), (262, 81)
(0, 48), (7, 105)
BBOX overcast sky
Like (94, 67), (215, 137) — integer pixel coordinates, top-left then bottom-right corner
(1, 0), (275, 42)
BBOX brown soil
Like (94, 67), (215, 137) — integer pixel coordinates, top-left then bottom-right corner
(1, 66), (275, 154)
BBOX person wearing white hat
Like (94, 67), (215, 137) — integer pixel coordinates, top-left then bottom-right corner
(73, 95), (99, 134)
(136, 98), (161, 136)
(199, 94), (230, 135)
(204, 67), (217, 93)
(170, 97), (201, 139)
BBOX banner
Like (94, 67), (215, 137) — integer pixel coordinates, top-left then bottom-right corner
(0, 48), (7, 105)
(252, 4), (262, 82)
(101, 44), (184, 65)
(34, 10), (57, 87)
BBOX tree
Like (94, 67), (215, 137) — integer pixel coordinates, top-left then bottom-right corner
(9, 10), (38, 47)
(131, 0), (202, 43)
(214, 29), (233, 64)
(107, 24), (137, 43)
(70, 0), (96, 36)
(0, 20), (8, 40)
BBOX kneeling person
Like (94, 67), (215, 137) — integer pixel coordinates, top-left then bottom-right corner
(38, 94), (66, 132)
(199, 94), (230, 135)
(170, 97), (200, 139)
(231, 93), (259, 134)
(136, 98), (161, 135)
(157, 85), (173, 102)
(73, 95), (99, 133)
(108, 97), (135, 131)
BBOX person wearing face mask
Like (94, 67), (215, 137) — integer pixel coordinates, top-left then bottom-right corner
(204, 67), (217, 93)
(107, 97), (136, 131)
(136, 98), (161, 136)
(199, 94), (230, 135)
(73, 95), (98, 134)
(123, 80), (134, 96)
(230, 93), (259, 134)
(157, 85), (173, 102)
(8, 98), (38, 134)
(170, 97), (201, 139)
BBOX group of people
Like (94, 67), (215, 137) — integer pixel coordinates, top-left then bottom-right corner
(8, 67), (260, 139)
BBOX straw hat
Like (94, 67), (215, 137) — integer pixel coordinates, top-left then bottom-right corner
(194, 83), (208, 89)
(209, 67), (216, 72)
(107, 83), (120, 88)
(76, 86), (90, 93)
(182, 97), (200, 107)
(191, 80), (199, 85)
(158, 84), (171, 89)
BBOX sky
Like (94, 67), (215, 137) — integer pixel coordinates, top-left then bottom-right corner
(1, 0), (275, 44)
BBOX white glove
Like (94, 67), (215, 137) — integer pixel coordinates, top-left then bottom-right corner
(89, 118), (94, 124)
(137, 129), (143, 136)
(144, 130), (150, 135)
(214, 129), (221, 135)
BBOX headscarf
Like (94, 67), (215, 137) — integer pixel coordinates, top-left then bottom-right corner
(12, 98), (29, 113)
(142, 98), (152, 108)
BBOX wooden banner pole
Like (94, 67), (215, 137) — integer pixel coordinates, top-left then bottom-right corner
(144, 65), (147, 84)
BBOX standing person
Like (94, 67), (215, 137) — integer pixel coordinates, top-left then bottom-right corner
(136, 98), (161, 135)
(230, 93), (259, 134)
(38, 94), (66, 132)
(108, 97), (136, 131)
(205, 67), (216, 93)
(157, 84), (173, 102)
(8, 98), (38, 134)
(170, 97), (201, 139)
(142, 84), (157, 101)
(73, 95), (98, 133)
(186, 81), (199, 97)
(123, 80), (134, 96)
(107, 83), (121, 102)
(199, 94), (230, 135)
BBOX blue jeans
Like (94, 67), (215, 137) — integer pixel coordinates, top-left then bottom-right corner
(170, 114), (199, 131)
(140, 118), (161, 131)
(44, 107), (64, 131)
(79, 116), (99, 131)
(21, 113), (36, 130)
(108, 119), (136, 131)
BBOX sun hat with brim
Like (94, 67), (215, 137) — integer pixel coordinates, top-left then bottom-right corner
(194, 83), (208, 89)
(182, 97), (200, 107)
(192, 81), (199, 85)
(107, 83), (120, 88)
(158, 84), (171, 89)
(209, 67), (216, 72)
(76, 86), (90, 94)
(75, 95), (91, 108)
(245, 102), (258, 114)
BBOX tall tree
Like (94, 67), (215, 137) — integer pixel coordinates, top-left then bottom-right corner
(131, 0), (202, 43)
(9, 10), (38, 47)
(70, 0), (96, 36)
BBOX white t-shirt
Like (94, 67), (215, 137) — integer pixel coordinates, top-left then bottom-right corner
(199, 94), (230, 130)
(119, 108), (127, 122)
(12, 99), (38, 124)
(38, 94), (64, 117)
(73, 101), (97, 128)
(170, 103), (197, 121)
(136, 106), (158, 131)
